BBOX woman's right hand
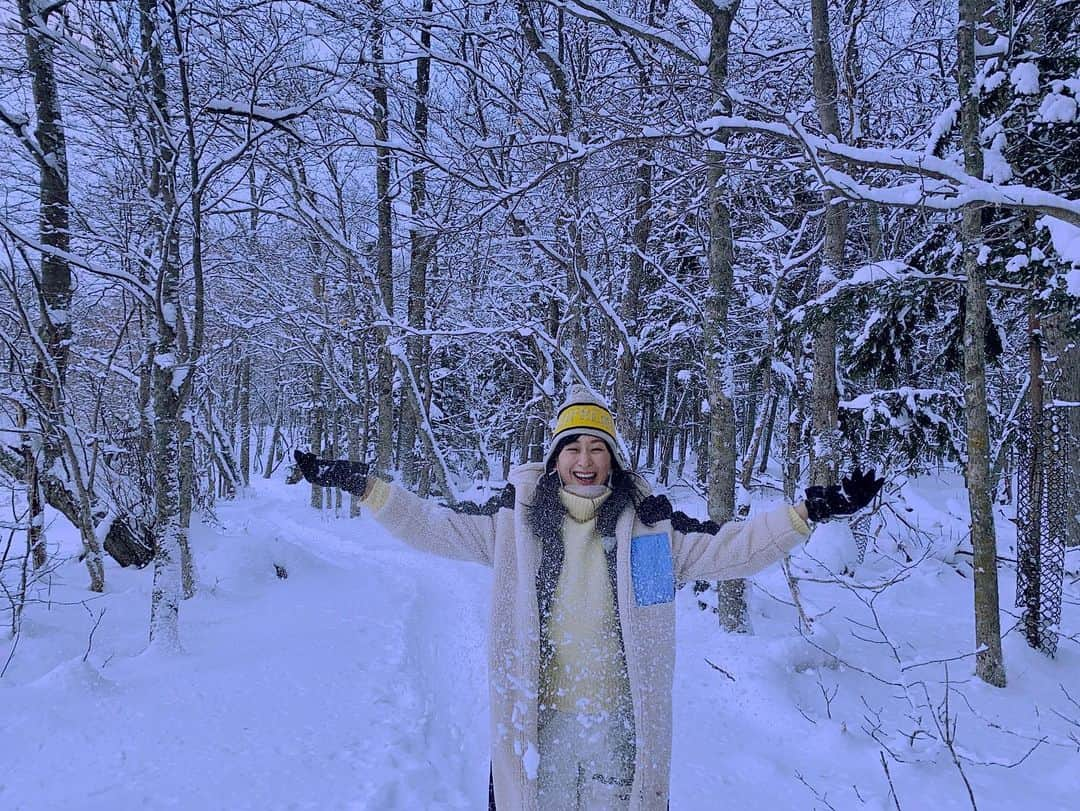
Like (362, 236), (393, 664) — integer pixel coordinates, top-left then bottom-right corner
(292, 450), (369, 495)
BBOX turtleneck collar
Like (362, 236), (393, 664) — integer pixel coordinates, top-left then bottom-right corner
(559, 485), (611, 523)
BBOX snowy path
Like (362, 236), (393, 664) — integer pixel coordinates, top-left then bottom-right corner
(0, 481), (490, 810)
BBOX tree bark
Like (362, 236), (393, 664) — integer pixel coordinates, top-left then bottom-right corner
(9, 0), (73, 576)
(169, 0), (203, 599)
(264, 389), (283, 480)
(400, 0), (434, 489)
(694, 0), (748, 633)
(371, 1), (396, 479)
(808, 0), (848, 487)
(309, 360), (325, 509)
(1020, 304), (1044, 646)
(16, 404), (45, 570)
(784, 391), (803, 502)
(958, 0), (1006, 687)
(347, 347), (363, 516)
(140, 0), (184, 650)
(239, 355), (251, 487)
(758, 390), (780, 475)
(614, 142), (652, 448)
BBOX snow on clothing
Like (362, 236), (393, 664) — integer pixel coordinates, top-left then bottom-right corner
(538, 485), (634, 809)
(361, 464), (811, 811)
(538, 705), (634, 809)
(540, 486), (630, 716)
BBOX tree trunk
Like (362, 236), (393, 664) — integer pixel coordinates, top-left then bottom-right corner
(741, 277), (784, 489)
(17, 404), (45, 570)
(614, 142), (652, 448)
(331, 408), (342, 510)
(177, 414), (195, 599)
(958, 0), (1006, 687)
(264, 390), (283, 480)
(1019, 305), (1044, 646)
(502, 433), (513, 482)
(758, 391), (780, 475)
(140, 0), (184, 651)
(139, 344), (154, 464)
(784, 392), (803, 502)
(206, 392), (220, 500)
(371, 1), (396, 479)
(741, 389), (775, 490)
(400, 0), (434, 489)
(170, 0), (202, 599)
(676, 424), (689, 481)
(808, 0), (848, 487)
(357, 334), (374, 513)
(842, 0), (885, 263)
(696, 1), (748, 634)
(341, 349), (360, 515)
(295, 158), (327, 508)
(310, 361), (325, 509)
(10, 0), (72, 576)
(239, 355), (251, 486)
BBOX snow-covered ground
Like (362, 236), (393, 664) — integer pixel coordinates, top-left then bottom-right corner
(2, 474), (1078, 810)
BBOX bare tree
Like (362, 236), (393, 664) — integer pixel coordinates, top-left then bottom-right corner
(692, 0), (748, 633)
(0, 0), (106, 590)
(140, 0), (186, 649)
(957, 0), (1005, 687)
(807, 0), (848, 487)
(370, 0), (397, 479)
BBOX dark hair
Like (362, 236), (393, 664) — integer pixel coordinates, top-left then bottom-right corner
(530, 456), (640, 541)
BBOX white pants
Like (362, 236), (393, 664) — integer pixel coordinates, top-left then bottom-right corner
(537, 708), (635, 810)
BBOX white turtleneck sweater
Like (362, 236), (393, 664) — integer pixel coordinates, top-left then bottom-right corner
(539, 486), (632, 718)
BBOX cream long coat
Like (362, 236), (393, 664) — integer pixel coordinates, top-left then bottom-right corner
(364, 462), (810, 810)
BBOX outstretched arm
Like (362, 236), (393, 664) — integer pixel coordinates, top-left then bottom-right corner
(669, 502), (811, 582)
(360, 478), (501, 565)
(293, 451), (499, 565)
(650, 466), (882, 581)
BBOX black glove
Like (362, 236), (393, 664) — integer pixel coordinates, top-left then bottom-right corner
(804, 467), (884, 523)
(293, 450), (369, 495)
(637, 494), (673, 526)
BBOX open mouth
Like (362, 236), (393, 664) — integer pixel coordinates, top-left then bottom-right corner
(572, 471), (598, 484)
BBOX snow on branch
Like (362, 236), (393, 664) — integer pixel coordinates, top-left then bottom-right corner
(696, 115), (1080, 227)
(0, 105), (49, 167)
(785, 260), (1025, 325)
(556, 0), (702, 63)
(204, 99), (313, 123)
(0, 219), (154, 303)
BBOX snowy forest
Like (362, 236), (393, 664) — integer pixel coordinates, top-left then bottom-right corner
(1, 0), (1079, 809)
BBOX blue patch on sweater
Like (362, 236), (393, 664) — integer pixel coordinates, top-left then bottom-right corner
(631, 533), (675, 606)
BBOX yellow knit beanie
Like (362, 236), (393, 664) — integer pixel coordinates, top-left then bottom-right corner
(543, 385), (630, 471)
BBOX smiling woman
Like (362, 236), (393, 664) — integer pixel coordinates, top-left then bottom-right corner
(555, 436), (612, 488)
(293, 385), (882, 810)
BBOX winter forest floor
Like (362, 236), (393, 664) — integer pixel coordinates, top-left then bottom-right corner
(1, 473), (1078, 811)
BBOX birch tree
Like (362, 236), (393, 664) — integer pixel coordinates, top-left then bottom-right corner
(138, 0), (186, 649)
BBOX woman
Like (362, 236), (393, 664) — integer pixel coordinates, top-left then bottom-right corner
(294, 386), (881, 810)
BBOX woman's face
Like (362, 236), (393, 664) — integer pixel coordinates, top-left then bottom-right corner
(555, 435), (612, 487)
